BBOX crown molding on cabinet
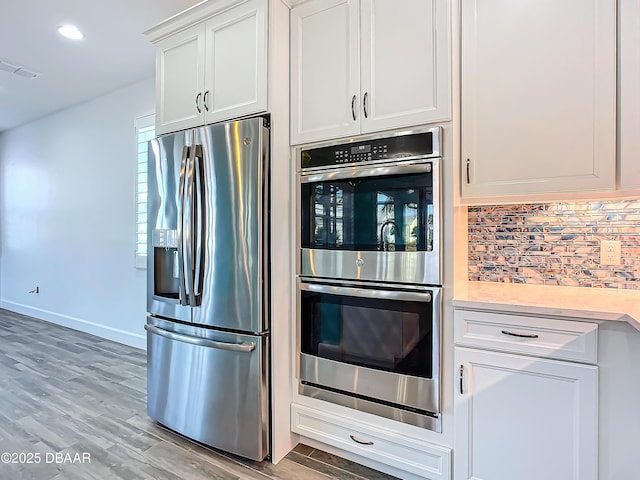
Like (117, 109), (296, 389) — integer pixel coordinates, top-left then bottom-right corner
(144, 0), (250, 43)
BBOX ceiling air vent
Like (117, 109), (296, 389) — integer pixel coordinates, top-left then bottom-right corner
(0, 59), (40, 79)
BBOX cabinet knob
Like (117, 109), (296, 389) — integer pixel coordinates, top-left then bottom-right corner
(195, 93), (202, 113)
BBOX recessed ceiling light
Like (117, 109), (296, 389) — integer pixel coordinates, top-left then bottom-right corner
(58, 24), (84, 40)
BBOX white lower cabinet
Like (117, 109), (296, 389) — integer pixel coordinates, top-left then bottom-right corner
(291, 403), (451, 480)
(453, 347), (598, 480)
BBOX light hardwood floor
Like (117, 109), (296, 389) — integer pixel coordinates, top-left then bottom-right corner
(0, 309), (398, 480)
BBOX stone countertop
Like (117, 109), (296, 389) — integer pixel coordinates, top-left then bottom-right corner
(453, 282), (640, 331)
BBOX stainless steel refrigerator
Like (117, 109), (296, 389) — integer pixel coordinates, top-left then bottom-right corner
(145, 117), (270, 461)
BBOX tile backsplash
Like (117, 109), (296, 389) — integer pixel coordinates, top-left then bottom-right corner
(468, 200), (640, 289)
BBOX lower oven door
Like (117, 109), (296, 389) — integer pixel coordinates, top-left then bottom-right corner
(298, 279), (441, 417)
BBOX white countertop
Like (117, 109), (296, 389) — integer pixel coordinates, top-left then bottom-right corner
(453, 282), (640, 331)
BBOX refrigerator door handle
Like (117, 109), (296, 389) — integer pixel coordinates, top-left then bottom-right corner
(183, 145), (196, 307)
(177, 145), (191, 306)
(144, 324), (256, 353)
(193, 145), (204, 299)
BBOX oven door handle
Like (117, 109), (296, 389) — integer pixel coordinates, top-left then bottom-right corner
(299, 280), (432, 303)
(298, 160), (433, 183)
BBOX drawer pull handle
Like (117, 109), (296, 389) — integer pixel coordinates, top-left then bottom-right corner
(459, 365), (464, 394)
(350, 435), (374, 446)
(501, 330), (539, 339)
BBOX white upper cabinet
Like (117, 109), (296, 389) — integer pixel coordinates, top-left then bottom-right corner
(203, 1), (267, 124)
(461, 0), (617, 200)
(150, 0), (268, 135)
(290, 0), (451, 145)
(619, 0), (640, 190)
(359, 0), (451, 134)
(155, 26), (206, 134)
(290, 0), (360, 144)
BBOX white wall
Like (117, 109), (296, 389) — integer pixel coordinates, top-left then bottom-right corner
(0, 77), (155, 349)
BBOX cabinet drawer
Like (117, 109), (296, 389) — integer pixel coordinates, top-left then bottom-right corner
(454, 310), (598, 363)
(291, 403), (451, 480)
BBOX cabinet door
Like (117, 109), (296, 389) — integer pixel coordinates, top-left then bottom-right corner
(155, 25), (206, 135)
(360, 0), (451, 134)
(461, 0), (616, 199)
(290, 0), (360, 145)
(203, 0), (268, 124)
(454, 347), (598, 480)
(619, 0), (640, 190)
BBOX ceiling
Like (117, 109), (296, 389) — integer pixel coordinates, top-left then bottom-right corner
(0, 0), (203, 132)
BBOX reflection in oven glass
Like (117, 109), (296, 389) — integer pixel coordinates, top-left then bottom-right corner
(303, 173), (433, 252)
(313, 184), (344, 247)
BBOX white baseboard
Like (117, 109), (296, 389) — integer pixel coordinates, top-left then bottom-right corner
(0, 300), (146, 350)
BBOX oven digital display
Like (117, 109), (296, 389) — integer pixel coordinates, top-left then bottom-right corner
(351, 145), (371, 154)
(300, 130), (434, 168)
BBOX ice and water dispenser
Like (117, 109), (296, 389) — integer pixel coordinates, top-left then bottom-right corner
(152, 229), (180, 299)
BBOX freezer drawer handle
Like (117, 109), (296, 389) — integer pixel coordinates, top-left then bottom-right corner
(144, 324), (256, 353)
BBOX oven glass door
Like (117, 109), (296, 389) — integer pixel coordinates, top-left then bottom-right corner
(300, 285), (435, 379)
(300, 170), (434, 253)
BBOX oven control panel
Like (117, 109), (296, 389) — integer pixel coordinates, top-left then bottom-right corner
(301, 130), (437, 169)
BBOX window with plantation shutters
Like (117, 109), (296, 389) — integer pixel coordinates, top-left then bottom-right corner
(135, 114), (155, 268)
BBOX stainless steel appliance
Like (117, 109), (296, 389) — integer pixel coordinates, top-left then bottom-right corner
(146, 117), (270, 461)
(298, 279), (441, 430)
(296, 128), (443, 431)
(297, 127), (441, 285)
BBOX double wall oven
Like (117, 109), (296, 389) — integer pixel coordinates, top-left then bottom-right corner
(296, 127), (442, 431)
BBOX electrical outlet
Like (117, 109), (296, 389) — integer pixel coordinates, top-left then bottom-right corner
(600, 240), (621, 266)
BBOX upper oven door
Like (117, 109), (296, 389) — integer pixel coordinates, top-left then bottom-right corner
(298, 159), (441, 285)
